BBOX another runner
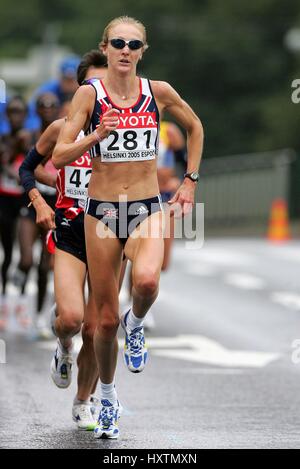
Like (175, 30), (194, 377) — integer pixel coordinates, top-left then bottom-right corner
(0, 97), (33, 330)
(15, 93), (60, 337)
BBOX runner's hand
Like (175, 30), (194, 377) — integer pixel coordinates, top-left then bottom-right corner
(35, 203), (56, 231)
(94, 104), (120, 141)
(168, 179), (196, 217)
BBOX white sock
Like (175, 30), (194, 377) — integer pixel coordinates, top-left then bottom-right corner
(126, 308), (144, 331)
(100, 381), (117, 404)
(73, 396), (90, 406)
(57, 338), (73, 355)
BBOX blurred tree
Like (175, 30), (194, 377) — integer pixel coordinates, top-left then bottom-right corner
(1, 0), (300, 160)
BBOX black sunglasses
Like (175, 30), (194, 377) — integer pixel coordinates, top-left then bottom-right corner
(7, 107), (26, 114)
(38, 102), (59, 109)
(109, 38), (144, 50)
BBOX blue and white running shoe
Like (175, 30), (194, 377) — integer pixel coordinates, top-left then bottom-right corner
(121, 310), (148, 373)
(94, 399), (122, 440)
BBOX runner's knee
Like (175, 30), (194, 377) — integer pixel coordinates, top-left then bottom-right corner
(57, 307), (83, 335)
(134, 271), (159, 297)
(19, 256), (33, 273)
(82, 321), (97, 345)
(97, 305), (120, 339)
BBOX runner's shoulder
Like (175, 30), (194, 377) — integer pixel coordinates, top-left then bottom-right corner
(48, 118), (65, 135)
(149, 80), (179, 105)
(71, 85), (96, 113)
(75, 83), (96, 100)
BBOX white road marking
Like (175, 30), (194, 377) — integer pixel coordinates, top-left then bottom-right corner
(174, 245), (256, 267)
(184, 264), (217, 277)
(224, 273), (266, 290)
(38, 334), (280, 369)
(177, 368), (246, 375)
(151, 335), (279, 368)
(269, 245), (300, 264)
(271, 292), (300, 311)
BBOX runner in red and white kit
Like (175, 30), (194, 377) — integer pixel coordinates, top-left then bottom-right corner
(53, 16), (204, 439)
(19, 50), (108, 430)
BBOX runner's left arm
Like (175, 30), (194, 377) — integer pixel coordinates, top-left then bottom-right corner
(19, 119), (63, 230)
(152, 81), (204, 216)
(19, 119), (63, 193)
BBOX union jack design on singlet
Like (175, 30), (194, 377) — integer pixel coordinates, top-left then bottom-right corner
(85, 78), (160, 162)
(55, 131), (91, 210)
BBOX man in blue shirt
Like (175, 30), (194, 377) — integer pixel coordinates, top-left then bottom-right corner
(0, 55), (80, 134)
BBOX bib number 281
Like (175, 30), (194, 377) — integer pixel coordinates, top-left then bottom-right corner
(107, 130), (152, 151)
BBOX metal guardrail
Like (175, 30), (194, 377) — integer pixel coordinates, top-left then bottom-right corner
(196, 149), (296, 225)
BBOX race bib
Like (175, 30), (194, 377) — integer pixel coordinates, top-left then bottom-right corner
(65, 166), (92, 199)
(100, 112), (158, 163)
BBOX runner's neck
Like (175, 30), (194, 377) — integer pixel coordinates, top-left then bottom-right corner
(102, 73), (139, 103)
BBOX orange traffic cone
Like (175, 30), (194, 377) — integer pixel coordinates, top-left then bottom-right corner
(267, 199), (291, 243)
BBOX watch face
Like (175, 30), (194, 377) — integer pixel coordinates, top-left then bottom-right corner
(184, 172), (199, 182)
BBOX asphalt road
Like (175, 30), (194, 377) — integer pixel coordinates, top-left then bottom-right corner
(1, 238), (300, 449)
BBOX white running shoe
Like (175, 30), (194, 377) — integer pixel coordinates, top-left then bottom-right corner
(121, 310), (148, 373)
(72, 403), (97, 431)
(50, 339), (73, 388)
(94, 399), (122, 440)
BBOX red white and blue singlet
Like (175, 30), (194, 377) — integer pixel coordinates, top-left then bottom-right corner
(85, 78), (160, 162)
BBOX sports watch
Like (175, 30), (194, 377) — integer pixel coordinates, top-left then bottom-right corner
(184, 172), (199, 183)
